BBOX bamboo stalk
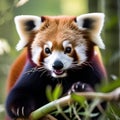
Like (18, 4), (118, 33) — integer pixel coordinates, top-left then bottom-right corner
(30, 87), (120, 120)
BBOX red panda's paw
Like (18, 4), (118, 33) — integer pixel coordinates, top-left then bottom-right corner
(8, 99), (35, 119)
(68, 82), (94, 94)
(11, 106), (27, 118)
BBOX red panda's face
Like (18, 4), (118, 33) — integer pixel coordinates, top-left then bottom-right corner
(44, 40), (87, 78)
(31, 18), (88, 78)
(14, 13), (105, 78)
(32, 39), (87, 78)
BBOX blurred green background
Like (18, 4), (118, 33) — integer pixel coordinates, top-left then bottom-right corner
(0, 0), (120, 119)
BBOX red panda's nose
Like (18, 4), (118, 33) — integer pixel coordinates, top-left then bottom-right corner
(52, 60), (64, 70)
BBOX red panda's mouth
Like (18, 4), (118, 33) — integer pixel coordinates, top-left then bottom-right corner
(53, 70), (65, 75)
(51, 69), (67, 78)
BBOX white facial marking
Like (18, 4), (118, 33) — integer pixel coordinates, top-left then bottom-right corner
(75, 44), (87, 64)
(31, 46), (42, 65)
(63, 40), (72, 48)
(44, 41), (52, 51)
(44, 51), (73, 78)
(47, 41), (52, 49)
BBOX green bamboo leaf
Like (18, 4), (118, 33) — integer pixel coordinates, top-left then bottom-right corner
(46, 85), (53, 102)
(100, 79), (120, 92)
(53, 84), (63, 100)
(71, 93), (86, 106)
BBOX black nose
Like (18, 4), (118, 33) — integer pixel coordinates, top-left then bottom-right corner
(52, 60), (63, 70)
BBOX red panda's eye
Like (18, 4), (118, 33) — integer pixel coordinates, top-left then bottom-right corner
(64, 47), (72, 54)
(45, 47), (51, 54)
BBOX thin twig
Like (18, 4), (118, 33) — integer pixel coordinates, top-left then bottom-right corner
(72, 105), (81, 120)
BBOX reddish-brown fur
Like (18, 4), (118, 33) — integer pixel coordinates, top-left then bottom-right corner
(33, 16), (83, 49)
(6, 15), (107, 120)
(32, 16), (91, 64)
(6, 49), (27, 93)
(6, 16), (106, 93)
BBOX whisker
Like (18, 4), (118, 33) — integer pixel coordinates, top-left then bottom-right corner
(69, 60), (94, 72)
(82, 61), (94, 71)
(37, 67), (45, 71)
(24, 62), (47, 74)
(70, 61), (81, 69)
(24, 67), (38, 74)
(39, 69), (48, 78)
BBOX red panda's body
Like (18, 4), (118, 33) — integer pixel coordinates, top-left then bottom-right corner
(6, 49), (27, 92)
(6, 13), (107, 120)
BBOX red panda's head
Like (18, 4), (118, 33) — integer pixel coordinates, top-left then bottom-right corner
(14, 13), (105, 78)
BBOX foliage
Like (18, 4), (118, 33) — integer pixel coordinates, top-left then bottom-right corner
(32, 82), (120, 120)
(0, 39), (11, 55)
(46, 84), (63, 102)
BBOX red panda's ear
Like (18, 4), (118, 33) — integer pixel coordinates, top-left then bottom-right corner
(14, 15), (42, 51)
(76, 13), (105, 49)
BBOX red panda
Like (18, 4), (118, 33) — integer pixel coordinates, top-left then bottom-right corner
(6, 13), (107, 120)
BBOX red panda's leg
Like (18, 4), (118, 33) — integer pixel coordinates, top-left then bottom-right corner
(6, 48), (27, 93)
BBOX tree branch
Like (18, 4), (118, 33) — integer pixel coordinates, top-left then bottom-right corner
(30, 87), (120, 120)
